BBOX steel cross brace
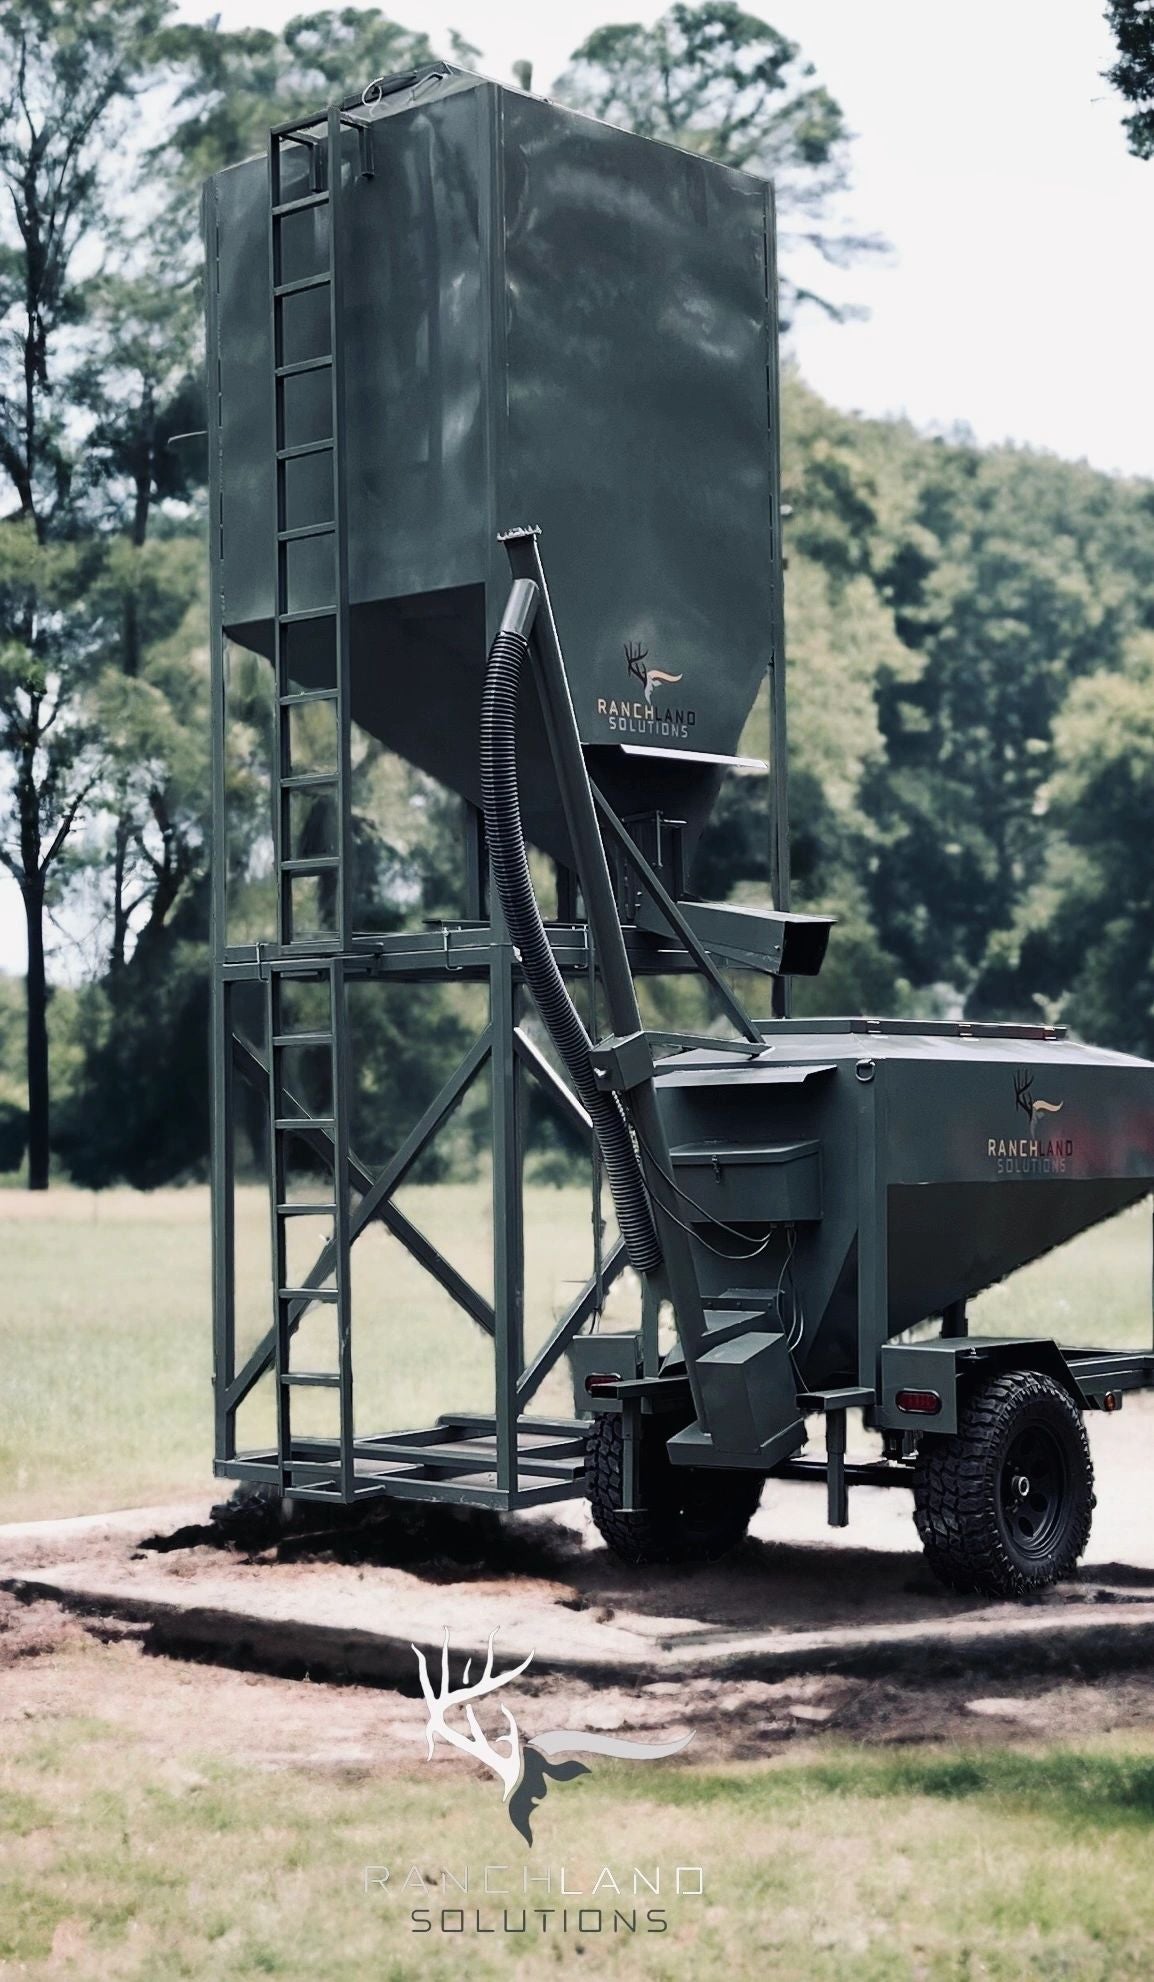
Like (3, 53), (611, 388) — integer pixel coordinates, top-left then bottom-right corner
(227, 1026), (495, 1410)
(227, 1021), (630, 1414)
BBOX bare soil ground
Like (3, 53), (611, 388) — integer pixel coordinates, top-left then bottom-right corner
(8, 1488), (1154, 1782)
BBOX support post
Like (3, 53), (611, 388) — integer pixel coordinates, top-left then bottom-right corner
(826, 1407), (848, 1528)
(490, 891), (524, 1493)
(205, 177), (236, 1463)
(764, 185), (791, 1019)
(855, 1059), (888, 1393)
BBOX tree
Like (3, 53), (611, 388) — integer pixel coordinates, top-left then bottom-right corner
(79, 270), (206, 972)
(0, 0), (171, 1183)
(865, 443), (1154, 997)
(975, 633), (1154, 1051)
(1106, 0), (1154, 159)
(554, 2), (882, 320)
(160, 8), (438, 184)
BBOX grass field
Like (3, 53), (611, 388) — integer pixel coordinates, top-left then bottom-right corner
(5, 1192), (1154, 1977)
(0, 1184), (1150, 1525)
(5, 1701), (1154, 1980)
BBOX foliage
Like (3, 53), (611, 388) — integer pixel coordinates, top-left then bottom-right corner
(159, 8), (437, 182)
(53, 925), (210, 1188)
(1, 4), (1153, 1189)
(554, 2), (883, 321)
(1106, 0), (1154, 159)
(976, 632), (1154, 1051)
(0, 0), (188, 1184)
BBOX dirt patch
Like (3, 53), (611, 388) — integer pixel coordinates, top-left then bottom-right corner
(10, 1489), (1154, 1790)
(8, 1582), (1154, 1787)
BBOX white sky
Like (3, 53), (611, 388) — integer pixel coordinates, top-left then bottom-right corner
(3, 0), (1151, 976)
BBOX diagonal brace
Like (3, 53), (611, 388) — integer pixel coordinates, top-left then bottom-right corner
(227, 1028), (494, 1409)
(591, 787), (762, 1045)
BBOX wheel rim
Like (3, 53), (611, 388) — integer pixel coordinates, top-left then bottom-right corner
(998, 1423), (1069, 1561)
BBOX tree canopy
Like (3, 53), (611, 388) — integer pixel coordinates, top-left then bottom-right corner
(554, 2), (883, 320)
(1106, 0), (1154, 158)
(1, 2), (1152, 1186)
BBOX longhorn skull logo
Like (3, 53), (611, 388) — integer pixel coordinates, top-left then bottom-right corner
(412, 1630), (692, 1844)
(624, 641), (683, 709)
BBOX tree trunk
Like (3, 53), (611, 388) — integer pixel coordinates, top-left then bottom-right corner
(23, 877), (50, 1191)
(110, 814), (132, 972)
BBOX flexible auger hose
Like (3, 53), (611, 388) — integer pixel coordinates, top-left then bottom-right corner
(481, 624), (662, 1275)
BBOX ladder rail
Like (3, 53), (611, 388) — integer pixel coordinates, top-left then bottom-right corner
(267, 109), (360, 954)
(263, 108), (367, 1486)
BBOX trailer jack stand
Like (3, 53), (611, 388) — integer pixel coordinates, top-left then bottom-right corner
(826, 1408), (848, 1528)
(618, 1399), (643, 1514)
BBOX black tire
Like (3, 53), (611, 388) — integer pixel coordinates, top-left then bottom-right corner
(586, 1409), (763, 1566)
(913, 1370), (1094, 1600)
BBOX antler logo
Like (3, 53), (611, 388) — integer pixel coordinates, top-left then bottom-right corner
(413, 1630), (692, 1844)
(1014, 1068), (1064, 1128)
(624, 641), (682, 710)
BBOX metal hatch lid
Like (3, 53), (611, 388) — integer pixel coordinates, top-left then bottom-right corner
(656, 1061), (837, 1089)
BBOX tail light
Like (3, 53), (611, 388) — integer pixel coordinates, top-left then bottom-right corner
(896, 1388), (942, 1416)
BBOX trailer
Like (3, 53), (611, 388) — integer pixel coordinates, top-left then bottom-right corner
(204, 62), (1154, 1601)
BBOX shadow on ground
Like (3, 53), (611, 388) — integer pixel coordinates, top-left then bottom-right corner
(139, 1486), (1154, 1636)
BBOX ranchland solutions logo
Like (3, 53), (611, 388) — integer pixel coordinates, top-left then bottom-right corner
(987, 1067), (1074, 1175)
(595, 641), (696, 741)
(363, 1629), (698, 1938)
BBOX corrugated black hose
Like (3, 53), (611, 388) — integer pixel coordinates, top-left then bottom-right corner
(480, 624), (662, 1275)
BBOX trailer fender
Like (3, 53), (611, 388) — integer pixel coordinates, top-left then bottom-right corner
(877, 1337), (1088, 1436)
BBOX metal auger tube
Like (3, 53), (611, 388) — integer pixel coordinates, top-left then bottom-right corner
(480, 577), (662, 1277)
(489, 531), (711, 1401)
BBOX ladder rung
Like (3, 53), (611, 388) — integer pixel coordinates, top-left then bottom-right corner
(276, 1200), (337, 1216)
(279, 686), (337, 704)
(275, 1116), (335, 1132)
(279, 1285), (339, 1303)
(272, 113), (327, 140)
(281, 857), (340, 875)
(272, 1033), (333, 1049)
(276, 355), (331, 380)
(280, 1371), (341, 1387)
(277, 440), (332, 463)
(275, 273), (331, 299)
(277, 612), (335, 632)
(277, 522), (334, 543)
(272, 190), (329, 217)
(280, 772), (337, 792)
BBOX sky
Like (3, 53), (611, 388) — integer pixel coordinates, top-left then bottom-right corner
(2, 0), (1151, 975)
(177, 0), (1153, 473)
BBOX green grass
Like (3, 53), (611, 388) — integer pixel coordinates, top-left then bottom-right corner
(0, 1186), (1150, 1525)
(4, 1710), (1154, 1978)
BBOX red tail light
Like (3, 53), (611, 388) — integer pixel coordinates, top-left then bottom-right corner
(585, 1372), (623, 1396)
(896, 1388), (942, 1416)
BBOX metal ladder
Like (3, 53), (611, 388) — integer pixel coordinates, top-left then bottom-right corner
(265, 959), (353, 1497)
(264, 106), (371, 1493)
(268, 102), (372, 954)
